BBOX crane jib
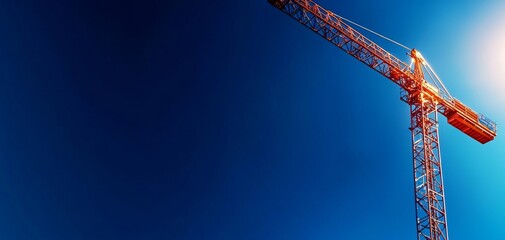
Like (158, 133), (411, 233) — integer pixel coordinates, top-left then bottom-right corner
(268, 0), (496, 143)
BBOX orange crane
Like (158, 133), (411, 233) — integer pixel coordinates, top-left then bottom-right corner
(268, 0), (497, 239)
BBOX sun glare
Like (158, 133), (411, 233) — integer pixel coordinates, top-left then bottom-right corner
(463, 2), (505, 108)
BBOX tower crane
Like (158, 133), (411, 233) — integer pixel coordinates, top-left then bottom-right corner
(268, 0), (497, 239)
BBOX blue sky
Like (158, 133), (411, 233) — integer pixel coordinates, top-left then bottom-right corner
(0, 0), (503, 239)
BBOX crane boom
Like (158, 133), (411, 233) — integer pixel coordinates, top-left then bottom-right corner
(268, 0), (497, 239)
(269, 0), (496, 143)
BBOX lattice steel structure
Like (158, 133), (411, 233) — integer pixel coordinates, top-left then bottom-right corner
(405, 87), (448, 239)
(268, 0), (497, 239)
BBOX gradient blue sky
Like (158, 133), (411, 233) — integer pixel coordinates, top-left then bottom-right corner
(0, 0), (504, 239)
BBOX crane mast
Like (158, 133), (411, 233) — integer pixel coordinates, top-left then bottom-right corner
(409, 51), (448, 239)
(268, 0), (497, 239)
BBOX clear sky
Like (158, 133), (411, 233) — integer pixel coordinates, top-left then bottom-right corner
(0, 0), (504, 239)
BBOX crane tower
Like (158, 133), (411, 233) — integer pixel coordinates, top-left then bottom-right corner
(268, 0), (497, 239)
